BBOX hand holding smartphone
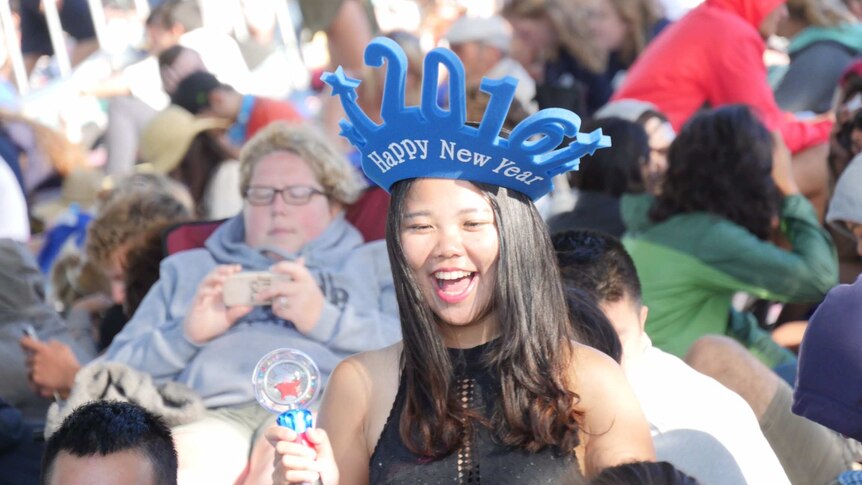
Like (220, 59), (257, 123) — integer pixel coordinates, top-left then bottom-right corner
(223, 271), (290, 307)
(22, 324), (38, 341)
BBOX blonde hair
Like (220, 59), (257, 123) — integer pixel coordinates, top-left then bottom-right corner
(239, 122), (365, 206)
(86, 188), (191, 269)
(787, 0), (855, 26)
(503, 0), (606, 73)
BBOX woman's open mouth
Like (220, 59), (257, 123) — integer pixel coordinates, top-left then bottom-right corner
(433, 270), (477, 304)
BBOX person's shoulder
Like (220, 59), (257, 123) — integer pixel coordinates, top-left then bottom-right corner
(637, 347), (751, 409)
(343, 239), (392, 278)
(160, 247), (217, 269)
(343, 341), (402, 380)
(569, 342), (628, 396)
(323, 342), (401, 416)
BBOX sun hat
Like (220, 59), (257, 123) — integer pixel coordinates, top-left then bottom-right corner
(138, 106), (230, 174)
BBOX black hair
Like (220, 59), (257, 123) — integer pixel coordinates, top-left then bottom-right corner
(649, 105), (778, 240)
(170, 132), (233, 217)
(575, 117), (648, 197)
(41, 401), (177, 485)
(386, 179), (582, 457)
(635, 109), (670, 127)
(170, 71), (226, 115)
(122, 223), (172, 318)
(564, 285), (623, 363)
(590, 461), (701, 485)
(552, 229), (643, 304)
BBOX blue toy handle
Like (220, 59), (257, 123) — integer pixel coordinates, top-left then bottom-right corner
(277, 409), (314, 447)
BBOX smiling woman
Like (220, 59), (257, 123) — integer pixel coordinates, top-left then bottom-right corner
(399, 179), (499, 331)
(265, 35), (654, 485)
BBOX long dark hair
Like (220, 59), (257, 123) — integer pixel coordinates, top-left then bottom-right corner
(170, 132), (232, 217)
(385, 179), (582, 458)
(576, 117), (648, 197)
(650, 105), (778, 240)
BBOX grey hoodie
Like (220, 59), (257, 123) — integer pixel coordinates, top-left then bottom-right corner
(827, 153), (862, 227)
(99, 214), (401, 409)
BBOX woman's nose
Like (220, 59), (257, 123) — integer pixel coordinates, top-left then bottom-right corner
(433, 227), (463, 259)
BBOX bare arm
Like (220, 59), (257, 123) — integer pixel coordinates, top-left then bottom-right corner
(269, 355), (375, 485)
(573, 344), (655, 478)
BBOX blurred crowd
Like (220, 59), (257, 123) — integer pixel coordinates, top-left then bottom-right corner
(2, 0), (862, 484)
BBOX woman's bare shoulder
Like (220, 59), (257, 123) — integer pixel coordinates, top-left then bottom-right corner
(323, 342), (403, 454)
(348, 341), (403, 374)
(567, 342), (655, 474)
(569, 341), (625, 388)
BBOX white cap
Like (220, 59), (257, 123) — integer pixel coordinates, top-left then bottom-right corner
(444, 15), (512, 54)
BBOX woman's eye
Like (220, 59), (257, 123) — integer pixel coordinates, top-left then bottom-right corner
(406, 224), (432, 231)
(465, 220), (491, 229)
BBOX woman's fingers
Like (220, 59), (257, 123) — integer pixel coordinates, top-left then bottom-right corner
(265, 424), (295, 446)
(275, 440), (317, 459)
(306, 428), (334, 458)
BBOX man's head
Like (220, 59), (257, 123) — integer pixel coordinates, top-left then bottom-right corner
(158, 45), (205, 96)
(171, 71), (241, 120)
(145, 0), (203, 55)
(41, 401), (177, 485)
(445, 16), (512, 86)
(553, 229), (648, 365)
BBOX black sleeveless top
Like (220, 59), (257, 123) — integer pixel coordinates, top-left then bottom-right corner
(369, 341), (585, 484)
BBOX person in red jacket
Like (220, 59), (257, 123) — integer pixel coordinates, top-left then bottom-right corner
(170, 71), (304, 148)
(613, 0), (830, 155)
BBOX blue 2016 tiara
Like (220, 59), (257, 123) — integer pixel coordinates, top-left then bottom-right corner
(321, 36), (610, 201)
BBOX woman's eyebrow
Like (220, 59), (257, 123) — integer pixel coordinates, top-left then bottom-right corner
(403, 210), (431, 220)
(403, 207), (493, 220)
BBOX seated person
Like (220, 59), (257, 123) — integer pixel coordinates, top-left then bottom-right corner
(171, 71), (303, 148)
(686, 333), (862, 484)
(21, 182), (192, 401)
(611, 0), (831, 155)
(547, 117), (648, 237)
(594, 99), (675, 196)
(41, 401), (177, 485)
(622, 105), (837, 371)
(554, 229), (790, 485)
(96, 122), (401, 483)
(1, 240), (95, 422)
(794, 276), (862, 443)
(138, 106), (241, 220)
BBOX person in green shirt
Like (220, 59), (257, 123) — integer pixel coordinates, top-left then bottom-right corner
(622, 105), (838, 371)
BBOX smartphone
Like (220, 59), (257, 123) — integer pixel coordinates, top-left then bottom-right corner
(223, 271), (289, 307)
(22, 324), (38, 341)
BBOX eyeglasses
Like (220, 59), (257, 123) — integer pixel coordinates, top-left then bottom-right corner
(244, 185), (326, 206)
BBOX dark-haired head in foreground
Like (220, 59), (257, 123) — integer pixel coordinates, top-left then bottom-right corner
(590, 461), (700, 484)
(552, 229), (647, 367)
(650, 104), (779, 241)
(41, 401), (177, 485)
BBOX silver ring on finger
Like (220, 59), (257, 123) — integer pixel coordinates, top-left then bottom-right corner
(276, 295), (289, 310)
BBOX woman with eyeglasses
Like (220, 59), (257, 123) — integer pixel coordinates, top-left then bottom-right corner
(98, 122), (402, 483)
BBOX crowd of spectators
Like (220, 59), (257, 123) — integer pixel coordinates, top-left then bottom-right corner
(2, 0), (862, 483)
